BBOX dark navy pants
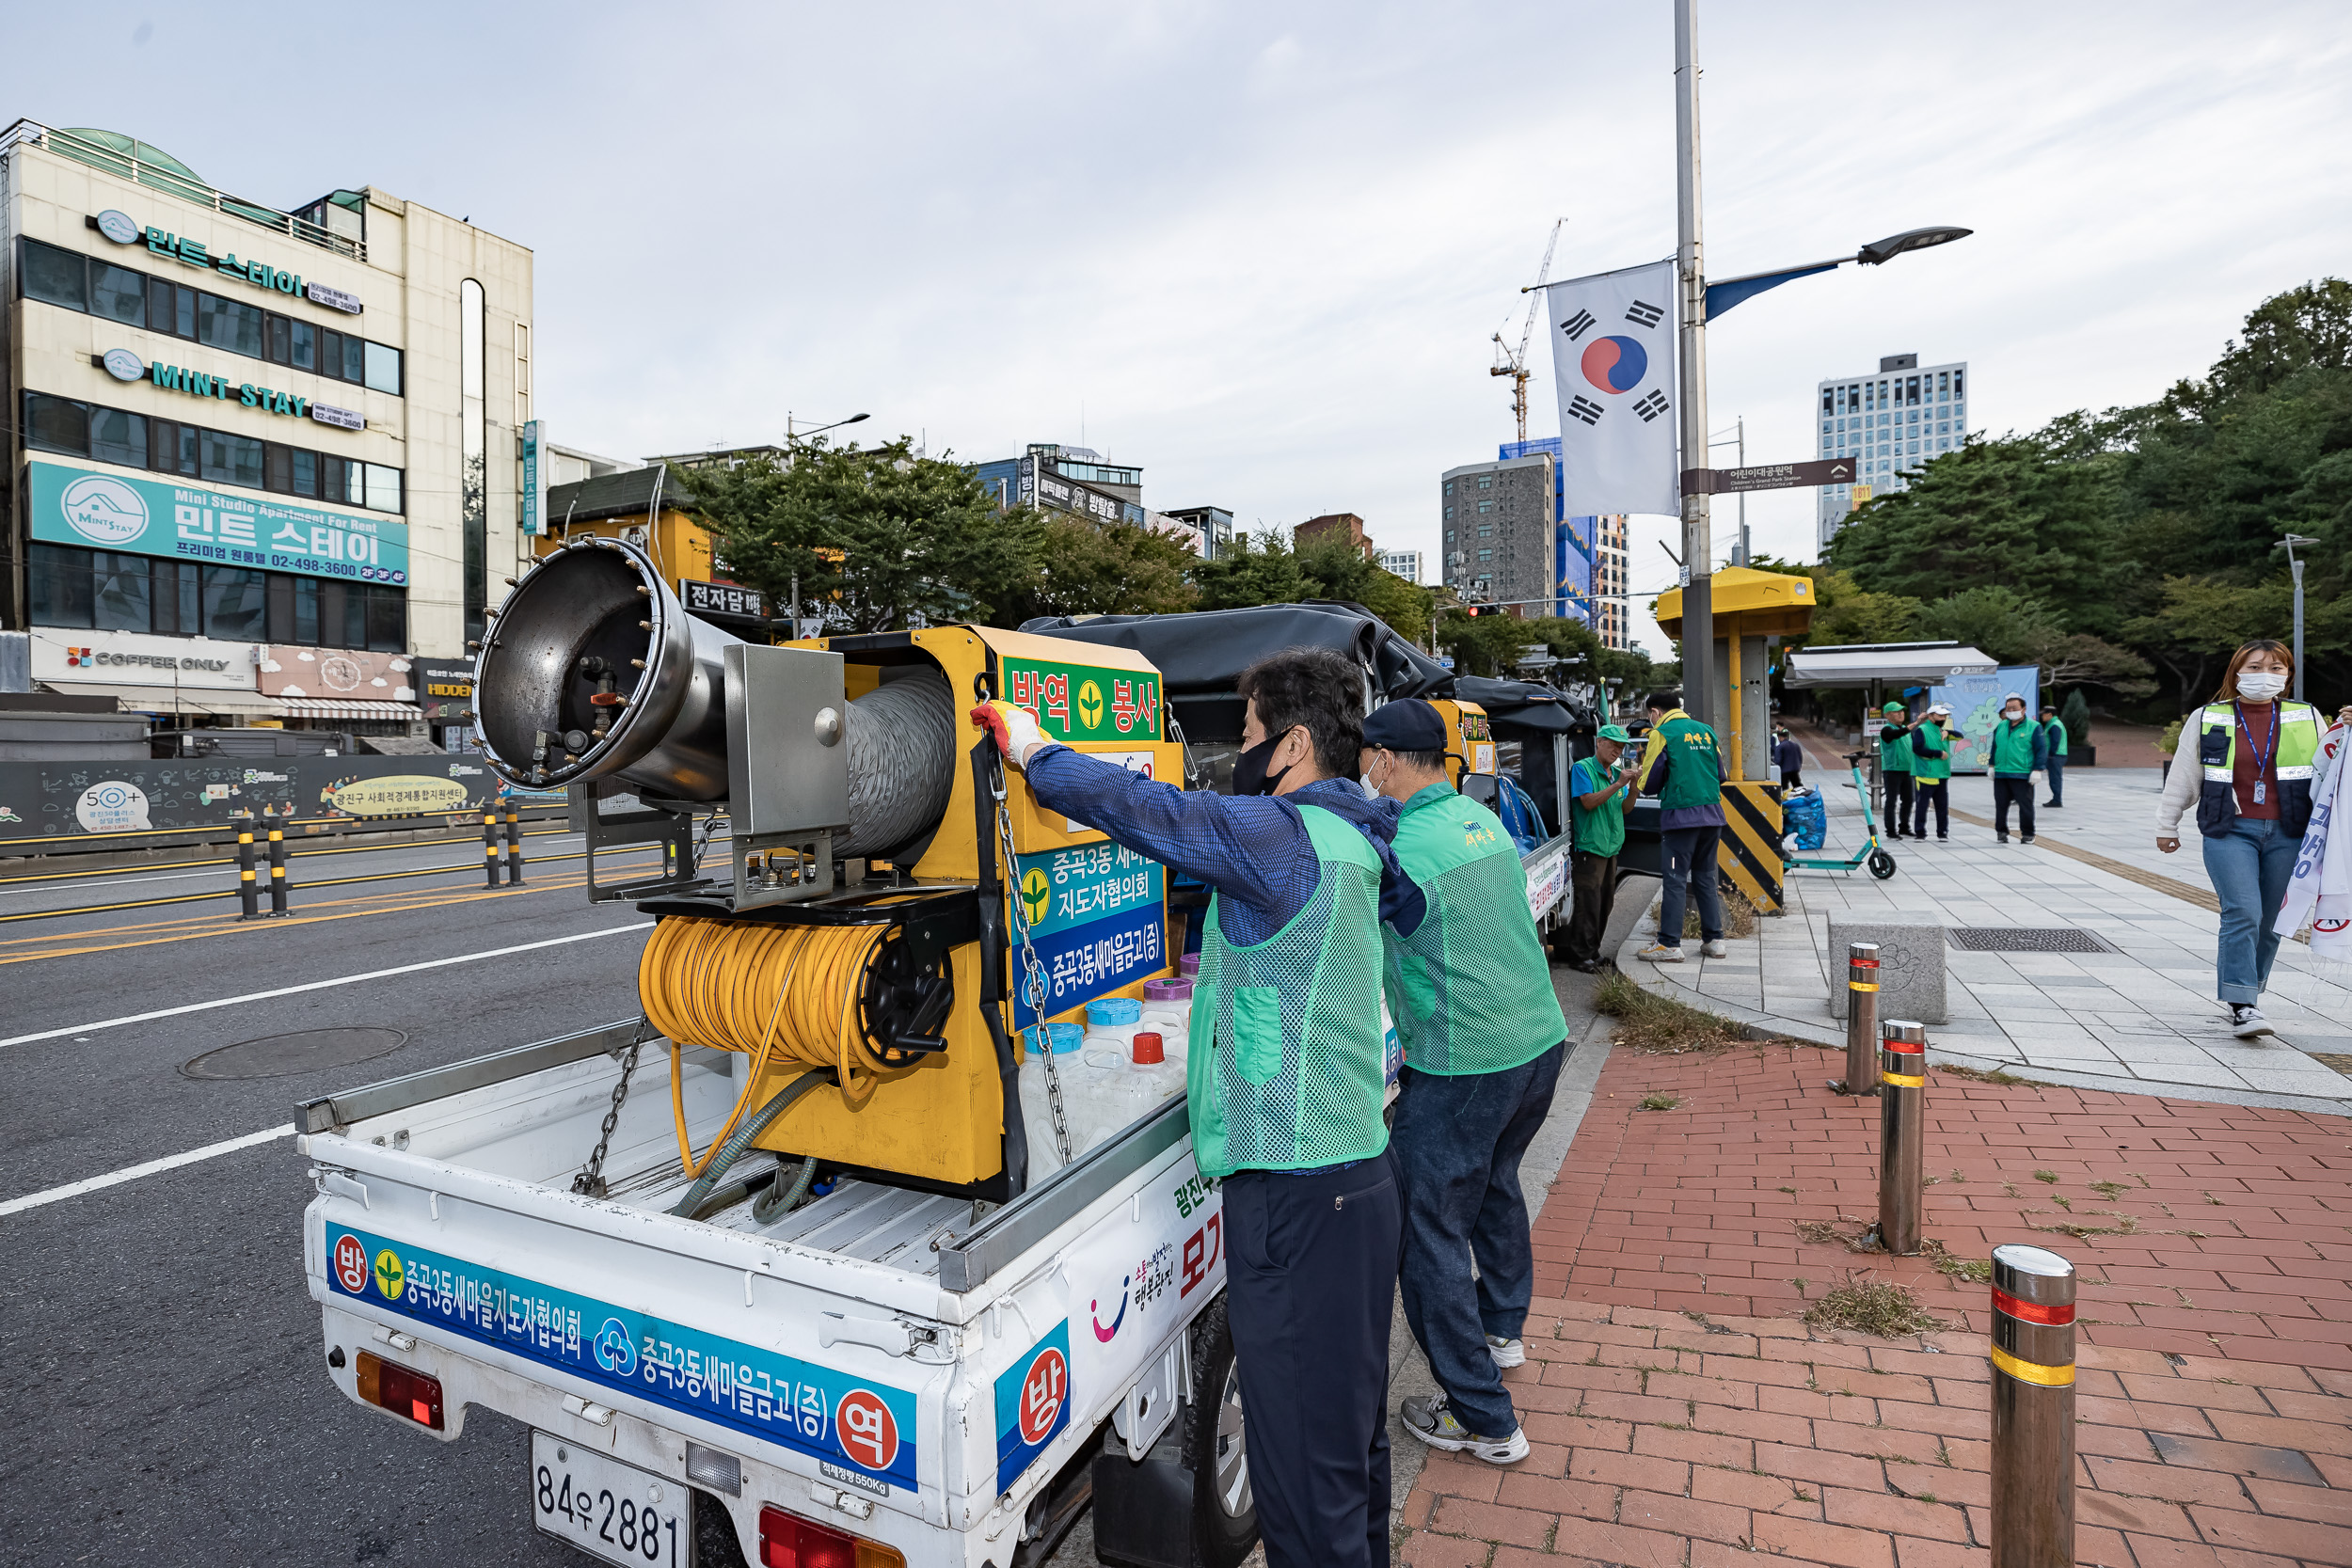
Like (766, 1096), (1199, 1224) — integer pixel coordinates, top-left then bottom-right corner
(1390, 1041), (1566, 1437)
(1222, 1156), (1402, 1568)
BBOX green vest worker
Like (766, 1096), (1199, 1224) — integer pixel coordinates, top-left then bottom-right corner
(1634, 690), (1727, 961)
(2040, 704), (2069, 809)
(1360, 699), (1568, 1465)
(1878, 701), (1916, 840)
(1909, 703), (1954, 839)
(1556, 722), (1637, 970)
(974, 646), (1421, 1568)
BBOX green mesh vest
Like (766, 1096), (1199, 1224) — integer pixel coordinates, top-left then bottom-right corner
(1184, 804), (1389, 1179)
(1382, 784), (1568, 1075)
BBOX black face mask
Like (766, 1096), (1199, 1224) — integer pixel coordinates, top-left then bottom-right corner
(1232, 730), (1298, 797)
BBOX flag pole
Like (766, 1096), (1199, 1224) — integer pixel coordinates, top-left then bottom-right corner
(1674, 0), (1715, 732)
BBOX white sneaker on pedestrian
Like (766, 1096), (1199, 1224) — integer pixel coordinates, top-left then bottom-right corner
(1400, 1393), (1530, 1465)
(1486, 1334), (1525, 1369)
(1638, 943), (1685, 964)
(2230, 1005), (2274, 1039)
(1702, 940), (1728, 958)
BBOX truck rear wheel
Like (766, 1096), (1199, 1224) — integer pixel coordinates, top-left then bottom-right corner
(1183, 1296), (1257, 1568)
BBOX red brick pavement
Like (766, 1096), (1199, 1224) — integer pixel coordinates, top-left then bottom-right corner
(1398, 1041), (2352, 1568)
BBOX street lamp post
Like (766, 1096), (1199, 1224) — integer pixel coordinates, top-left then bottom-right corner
(2278, 534), (2319, 702)
(783, 414), (869, 637)
(1674, 0), (1714, 733)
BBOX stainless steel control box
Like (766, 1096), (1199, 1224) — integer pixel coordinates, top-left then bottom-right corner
(723, 644), (850, 836)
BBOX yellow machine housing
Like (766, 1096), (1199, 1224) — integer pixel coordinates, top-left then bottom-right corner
(1428, 699), (1495, 786)
(711, 626), (1183, 1190)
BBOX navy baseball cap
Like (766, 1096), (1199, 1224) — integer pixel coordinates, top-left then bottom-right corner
(1361, 700), (1450, 752)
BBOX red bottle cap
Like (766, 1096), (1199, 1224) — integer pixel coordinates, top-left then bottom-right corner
(1132, 1032), (1164, 1065)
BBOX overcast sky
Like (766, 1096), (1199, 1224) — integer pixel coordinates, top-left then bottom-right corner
(11, 2), (2350, 653)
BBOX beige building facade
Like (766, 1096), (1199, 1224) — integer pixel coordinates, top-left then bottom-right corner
(1, 121), (532, 726)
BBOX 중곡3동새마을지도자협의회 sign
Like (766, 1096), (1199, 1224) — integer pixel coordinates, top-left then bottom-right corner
(27, 461), (407, 584)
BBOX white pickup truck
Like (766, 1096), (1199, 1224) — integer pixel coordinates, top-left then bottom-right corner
(299, 1021), (1250, 1568)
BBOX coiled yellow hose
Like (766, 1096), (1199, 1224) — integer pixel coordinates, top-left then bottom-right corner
(639, 915), (897, 1176)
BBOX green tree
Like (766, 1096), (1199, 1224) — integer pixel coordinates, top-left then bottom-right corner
(995, 518), (1200, 625)
(2058, 688), (2091, 748)
(1189, 531), (1310, 611)
(1438, 611), (1604, 680)
(694, 437), (1040, 632)
(1294, 537), (1435, 644)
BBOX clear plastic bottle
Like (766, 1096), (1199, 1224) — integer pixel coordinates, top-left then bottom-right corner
(1019, 1022), (1086, 1177)
(1138, 978), (1192, 1056)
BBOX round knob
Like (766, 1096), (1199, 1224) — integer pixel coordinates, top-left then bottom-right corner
(815, 706), (842, 746)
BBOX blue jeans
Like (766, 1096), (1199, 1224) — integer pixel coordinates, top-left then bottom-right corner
(2201, 816), (2298, 1005)
(1659, 825), (1724, 946)
(1391, 1042), (1566, 1438)
(2044, 754), (2064, 806)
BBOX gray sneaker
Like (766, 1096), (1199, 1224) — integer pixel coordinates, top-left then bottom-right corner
(1702, 940), (1729, 958)
(1637, 942), (1685, 964)
(2231, 1004), (2274, 1039)
(1485, 1334), (1525, 1369)
(1399, 1392), (1530, 1465)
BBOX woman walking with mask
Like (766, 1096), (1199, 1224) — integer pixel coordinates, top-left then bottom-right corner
(2155, 641), (2352, 1037)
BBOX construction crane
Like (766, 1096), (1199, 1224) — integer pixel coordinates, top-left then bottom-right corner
(1490, 218), (1567, 445)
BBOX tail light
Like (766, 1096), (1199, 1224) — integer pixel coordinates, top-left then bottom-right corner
(355, 1350), (445, 1430)
(757, 1505), (904, 1568)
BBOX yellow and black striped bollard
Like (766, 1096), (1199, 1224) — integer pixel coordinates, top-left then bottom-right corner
(483, 809), (502, 888)
(504, 802), (525, 886)
(1875, 1019), (1927, 1254)
(267, 823), (290, 916)
(1990, 1243), (2075, 1568)
(234, 812), (260, 921)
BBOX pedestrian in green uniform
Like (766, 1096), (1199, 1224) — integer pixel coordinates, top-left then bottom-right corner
(1634, 690), (1726, 963)
(1878, 701), (1915, 839)
(1555, 723), (1637, 971)
(2040, 703), (2069, 808)
(1361, 699), (1569, 1467)
(1910, 703), (1953, 839)
(1987, 692), (2048, 844)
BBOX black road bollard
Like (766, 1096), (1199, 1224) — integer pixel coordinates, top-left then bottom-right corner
(267, 823), (290, 915)
(504, 802), (525, 886)
(1875, 1019), (1927, 1254)
(1990, 1243), (2075, 1568)
(235, 812), (260, 921)
(1836, 942), (1881, 1095)
(483, 810), (502, 888)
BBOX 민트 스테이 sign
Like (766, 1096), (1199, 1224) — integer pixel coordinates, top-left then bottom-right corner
(29, 461), (407, 584)
(94, 210), (364, 315)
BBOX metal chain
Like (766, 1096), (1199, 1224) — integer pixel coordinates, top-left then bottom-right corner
(990, 754), (1072, 1163)
(571, 1023), (650, 1198)
(1168, 714), (1201, 790)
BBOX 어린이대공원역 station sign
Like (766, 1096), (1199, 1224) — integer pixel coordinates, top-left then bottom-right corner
(27, 461), (408, 585)
(1678, 458), (1859, 496)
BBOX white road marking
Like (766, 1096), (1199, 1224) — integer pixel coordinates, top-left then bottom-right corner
(0, 923), (656, 1050)
(0, 1123), (296, 1217)
(0, 868), (231, 896)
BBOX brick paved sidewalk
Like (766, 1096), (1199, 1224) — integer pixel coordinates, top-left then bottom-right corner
(1398, 1040), (2352, 1568)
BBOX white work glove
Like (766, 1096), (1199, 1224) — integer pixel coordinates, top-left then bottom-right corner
(971, 700), (1050, 769)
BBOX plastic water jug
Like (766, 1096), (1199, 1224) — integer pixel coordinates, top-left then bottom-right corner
(1138, 978), (1192, 1058)
(1019, 1022), (1085, 1177)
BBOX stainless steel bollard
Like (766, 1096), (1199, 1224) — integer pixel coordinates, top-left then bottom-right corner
(483, 810), (502, 888)
(1836, 942), (1881, 1095)
(266, 824), (290, 916)
(1990, 1244), (2075, 1568)
(1876, 1020), (1927, 1254)
(234, 813), (260, 921)
(504, 803), (525, 886)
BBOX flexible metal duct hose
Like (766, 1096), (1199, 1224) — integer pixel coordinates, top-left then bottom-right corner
(838, 671), (956, 858)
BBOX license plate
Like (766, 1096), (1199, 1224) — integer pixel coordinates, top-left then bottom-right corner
(531, 1432), (692, 1567)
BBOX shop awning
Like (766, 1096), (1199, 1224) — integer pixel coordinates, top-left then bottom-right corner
(1782, 641), (1997, 689)
(39, 680), (278, 715)
(269, 697), (421, 720)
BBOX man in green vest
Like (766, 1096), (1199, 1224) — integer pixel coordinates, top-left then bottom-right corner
(1987, 691), (2049, 844)
(1878, 701), (1915, 839)
(1634, 690), (1726, 963)
(975, 646), (1420, 1568)
(1359, 699), (1570, 1466)
(2040, 702), (2069, 808)
(1555, 723), (1638, 971)
(1909, 702), (1953, 839)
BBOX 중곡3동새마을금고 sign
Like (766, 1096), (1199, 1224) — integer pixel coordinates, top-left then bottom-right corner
(28, 461), (407, 584)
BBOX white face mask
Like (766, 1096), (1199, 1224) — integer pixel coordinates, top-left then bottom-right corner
(2237, 672), (2287, 701)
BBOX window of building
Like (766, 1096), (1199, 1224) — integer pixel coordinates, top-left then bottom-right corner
(90, 406), (146, 467)
(1477, 523), (1493, 536)
(25, 392), (400, 514)
(24, 391), (89, 455)
(1478, 500), (1493, 514)
(1476, 476), (1492, 489)
(24, 546), (410, 650)
(90, 261), (146, 326)
(1477, 548), (1492, 562)
(28, 543), (94, 627)
(21, 237), (88, 309)
(199, 293), (266, 358)
(200, 429), (266, 488)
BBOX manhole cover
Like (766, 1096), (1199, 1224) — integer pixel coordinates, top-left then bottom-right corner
(1945, 927), (2121, 955)
(183, 1027), (408, 1080)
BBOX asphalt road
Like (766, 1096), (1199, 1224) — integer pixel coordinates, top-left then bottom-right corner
(0, 826), (664, 1567)
(0, 828), (1645, 1568)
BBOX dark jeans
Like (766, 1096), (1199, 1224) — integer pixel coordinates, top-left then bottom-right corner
(1391, 1043), (1566, 1437)
(1659, 825), (1723, 946)
(1223, 1157), (1402, 1568)
(1779, 770), (1803, 789)
(2202, 816), (2298, 1005)
(1883, 771), (1915, 834)
(1911, 781), (1948, 838)
(2045, 755), (2065, 805)
(1560, 850), (1618, 965)
(1994, 775), (2036, 838)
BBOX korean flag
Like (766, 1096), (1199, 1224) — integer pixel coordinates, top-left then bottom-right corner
(1546, 261), (1678, 517)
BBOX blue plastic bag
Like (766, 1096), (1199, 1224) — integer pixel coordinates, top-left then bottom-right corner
(1783, 787), (1828, 852)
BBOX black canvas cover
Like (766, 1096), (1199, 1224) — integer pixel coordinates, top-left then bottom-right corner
(1451, 675), (1592, 736)
(1019, 602), (1451, 702)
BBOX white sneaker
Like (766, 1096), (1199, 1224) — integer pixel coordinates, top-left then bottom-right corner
(1638, 943), (1685, 964)
(1702, 940), (1729, 958)
(2230, 1005), (2274, 1039)
(1486, 1335), (1525, 1369)
(1400, 1393), (1530, 1465)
